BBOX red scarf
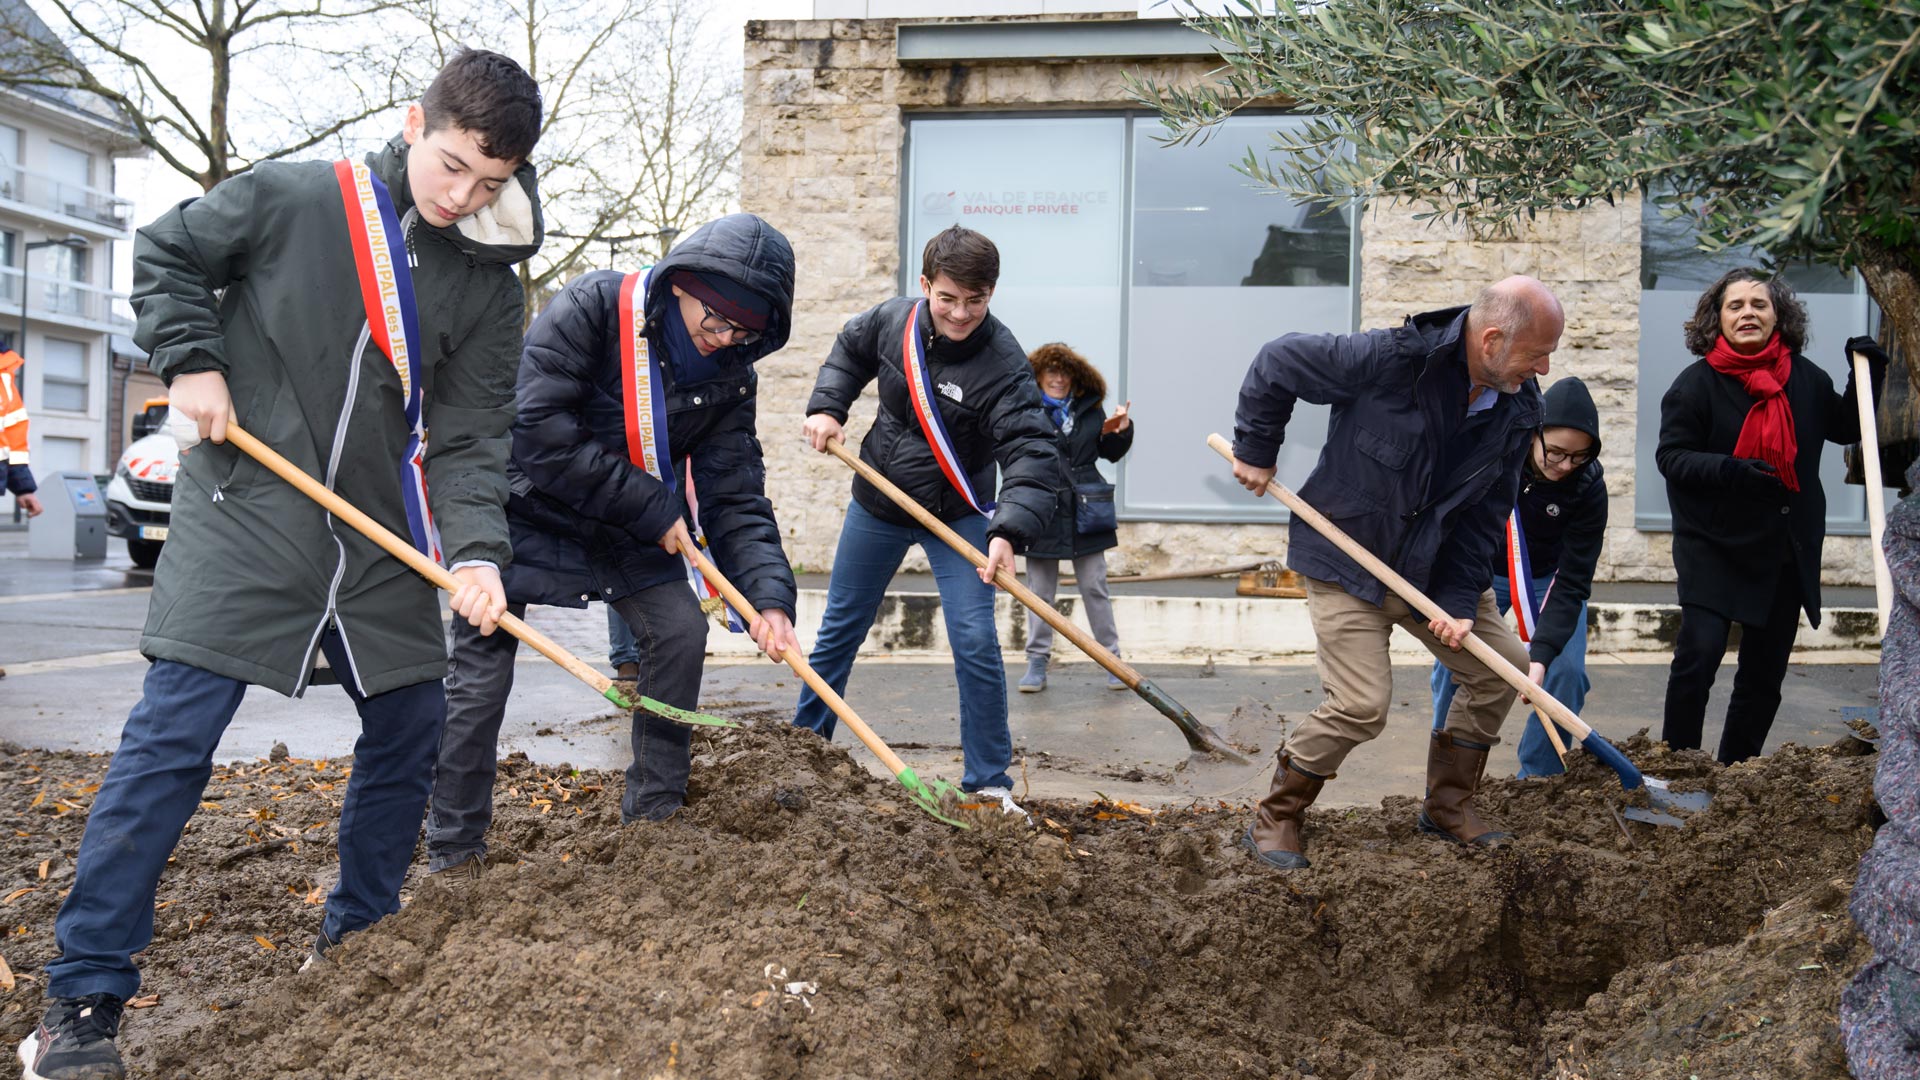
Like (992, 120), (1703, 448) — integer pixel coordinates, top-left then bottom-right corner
(1704, 332), (1800, 493)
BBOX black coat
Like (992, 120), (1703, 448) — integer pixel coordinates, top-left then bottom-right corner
(1511, 459), (1606, 667)
(806, 299), (1066, 548)
(1234, 307), (1542, 619)
(1656, 352), (1864, 628)
(1027, 394), (1133, 560)
(502, 214), (798, 618)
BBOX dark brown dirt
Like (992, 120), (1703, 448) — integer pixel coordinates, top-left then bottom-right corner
(0, 722), (1880, 1079)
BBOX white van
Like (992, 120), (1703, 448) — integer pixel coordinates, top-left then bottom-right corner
(104, 398), (176, 568)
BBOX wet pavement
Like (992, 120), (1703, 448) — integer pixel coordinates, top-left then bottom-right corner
(0, 529), (1882, 810)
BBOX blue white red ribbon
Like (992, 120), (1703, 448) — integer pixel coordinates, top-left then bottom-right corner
(334, 159), (438, 562)
(618, 271), (744, 633)
(901, 300), (994, 515)
(1504, 505), (1542, 643)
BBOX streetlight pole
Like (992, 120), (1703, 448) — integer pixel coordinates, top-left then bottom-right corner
(18, 236), (86, 358)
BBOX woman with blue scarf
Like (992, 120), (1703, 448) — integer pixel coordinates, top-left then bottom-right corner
(1019, 342), (1135, 692)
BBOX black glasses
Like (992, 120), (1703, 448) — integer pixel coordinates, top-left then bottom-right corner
(696, 301), (761, 346)
(1541, 445), (1595, 466)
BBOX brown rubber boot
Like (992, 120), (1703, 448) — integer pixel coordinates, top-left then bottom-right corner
(612, 662), (639, 706)
(1417, 730), (1512, 847)
(1242, 754), (1330, 870)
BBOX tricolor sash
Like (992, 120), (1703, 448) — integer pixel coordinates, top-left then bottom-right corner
(617, 271), (745, 633)
(334, 159), (439, 562)
(901, 300), (994, 515)
(1503, 505), (1545, 643)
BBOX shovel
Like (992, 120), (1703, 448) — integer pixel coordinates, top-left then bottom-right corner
(224, 422), (734, 729)
(678, 545), (969, 828)
(1853, 349), (1893, 636)
(1206, 433), (1705, 823)
(825, 439), (1247, 764)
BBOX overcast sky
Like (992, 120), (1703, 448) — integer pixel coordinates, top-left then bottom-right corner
(101, 0), (813, 298)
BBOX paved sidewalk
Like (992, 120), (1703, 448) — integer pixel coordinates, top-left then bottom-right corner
(0, 532), (1882, 808)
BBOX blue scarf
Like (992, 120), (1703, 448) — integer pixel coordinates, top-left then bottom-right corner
(660, 302), (725, 386)
(1041, 392), (1074, 435)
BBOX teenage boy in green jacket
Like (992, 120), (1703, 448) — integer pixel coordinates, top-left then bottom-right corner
(19, 50), (544, 1080)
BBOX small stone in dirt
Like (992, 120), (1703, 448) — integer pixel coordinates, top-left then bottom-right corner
(269, 742), (289, 763)
(772, 788), (809, 812)
(535, 727), (557, 737)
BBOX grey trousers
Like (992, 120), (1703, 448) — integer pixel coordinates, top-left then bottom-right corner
(1024, 554), (1121, 664)
(425, 582), (709, 870)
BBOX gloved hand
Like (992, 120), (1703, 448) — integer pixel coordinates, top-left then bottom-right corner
(1845, 335), (1891, 390)
(1723, 456), (1784, 495)
(166, 405), (202, 451)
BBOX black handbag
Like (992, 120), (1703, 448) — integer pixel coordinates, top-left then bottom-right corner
(1073, 481), (1117, 534)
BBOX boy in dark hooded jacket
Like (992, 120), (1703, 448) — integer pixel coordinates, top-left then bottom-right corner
(1429, 376), (1608, 777)
(24, 50), (544, 1080)
(425, 214), (798, 882)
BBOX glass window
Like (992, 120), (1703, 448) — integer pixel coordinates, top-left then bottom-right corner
(1634, 199), (1871, 534)
(905, 116), (1127, 402)
(1126, 114), (1353, 519)
(45, 142), (91, 188)
(39, 337), (88, 413)
(903, 113), (1357, 520)
(37, 435), (86, 474)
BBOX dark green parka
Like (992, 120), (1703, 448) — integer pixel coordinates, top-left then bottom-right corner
(131, 134), (542, 696)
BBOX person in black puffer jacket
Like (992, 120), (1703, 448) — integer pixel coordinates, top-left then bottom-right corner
(1428, 376), (1607, 777)
(426, 213), (799, 882)
(797, 226), (1067, 816)
(1017, 342), (1134, 694)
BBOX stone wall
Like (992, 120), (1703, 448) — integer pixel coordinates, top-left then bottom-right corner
(741, 16), (1875, 586)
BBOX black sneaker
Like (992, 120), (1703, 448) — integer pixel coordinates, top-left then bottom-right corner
(17, 993), (125, 1079)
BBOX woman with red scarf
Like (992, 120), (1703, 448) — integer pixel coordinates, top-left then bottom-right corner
(1657, 268), (1887, 764)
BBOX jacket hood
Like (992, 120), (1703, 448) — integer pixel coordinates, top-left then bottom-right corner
(1541, 376), (1602, 459)
(370, 133), (543, 266)
(645, 213), (796, 363)
(1028, 341), (1107, 401)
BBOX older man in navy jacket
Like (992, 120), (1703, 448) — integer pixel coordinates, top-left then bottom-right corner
(426, 214), (799, 883)
(1227, 275), (1561, 870)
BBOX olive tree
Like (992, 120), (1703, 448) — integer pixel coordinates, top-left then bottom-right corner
(1134, 0), (1920, 420)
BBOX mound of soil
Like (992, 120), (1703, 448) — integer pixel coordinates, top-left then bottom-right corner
(0, 721), (1879, 1079)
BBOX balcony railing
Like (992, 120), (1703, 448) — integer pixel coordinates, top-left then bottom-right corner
(0, 265), (132, 328)
(0, 164), (134, 231)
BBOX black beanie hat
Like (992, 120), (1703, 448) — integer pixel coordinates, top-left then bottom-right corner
(1541, 376), (1602, 458)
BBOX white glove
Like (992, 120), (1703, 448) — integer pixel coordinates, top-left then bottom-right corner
(167, 406), (201, 450)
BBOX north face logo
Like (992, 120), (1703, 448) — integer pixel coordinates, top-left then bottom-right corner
(937, 381), (963, 403)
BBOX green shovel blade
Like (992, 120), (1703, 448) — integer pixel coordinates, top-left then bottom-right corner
(601, 685), (738, 728)
(895, 766), (970, 829)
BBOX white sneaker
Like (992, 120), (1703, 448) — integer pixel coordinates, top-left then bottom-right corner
(970, 786), (1031, 822)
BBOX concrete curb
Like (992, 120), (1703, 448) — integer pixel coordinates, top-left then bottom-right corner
(697, 588), (1883, 663)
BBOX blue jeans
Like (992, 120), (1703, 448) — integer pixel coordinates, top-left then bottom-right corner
(1429, 573), (1590, 778)
(49, 629), (445, 999)
(794, 500), (1012, 791)
(608, 604), (640, 669)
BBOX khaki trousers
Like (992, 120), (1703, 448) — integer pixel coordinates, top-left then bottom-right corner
(1286, 577), (1528, 777)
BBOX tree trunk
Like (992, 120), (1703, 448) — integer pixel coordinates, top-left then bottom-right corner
(1855, 245), (1920, 488)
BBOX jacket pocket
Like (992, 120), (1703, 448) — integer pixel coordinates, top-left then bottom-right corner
(1073, 481), (1116, 534)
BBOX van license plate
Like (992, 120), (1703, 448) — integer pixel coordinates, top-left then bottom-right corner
(139, 526), (169, 541)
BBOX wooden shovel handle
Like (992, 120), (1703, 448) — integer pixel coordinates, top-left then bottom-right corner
(223, 422), (616, 698)
(824, 439), (1143, 689)
(1207, 433), (1591, 747)
(679, 544), (911, 776)
(1853, 351), (1892, 636)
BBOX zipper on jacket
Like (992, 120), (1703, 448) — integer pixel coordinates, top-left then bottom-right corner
(294, 322), (373, 697)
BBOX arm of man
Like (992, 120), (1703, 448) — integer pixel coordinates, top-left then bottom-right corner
(1232, 329), (1387, 485)
(1528, 472), (1608, 669)
(512, 276), (682, 548)
(689, 396), (799, 660)
(805, 303), (887, 429)
(133, 173), (263, 440)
